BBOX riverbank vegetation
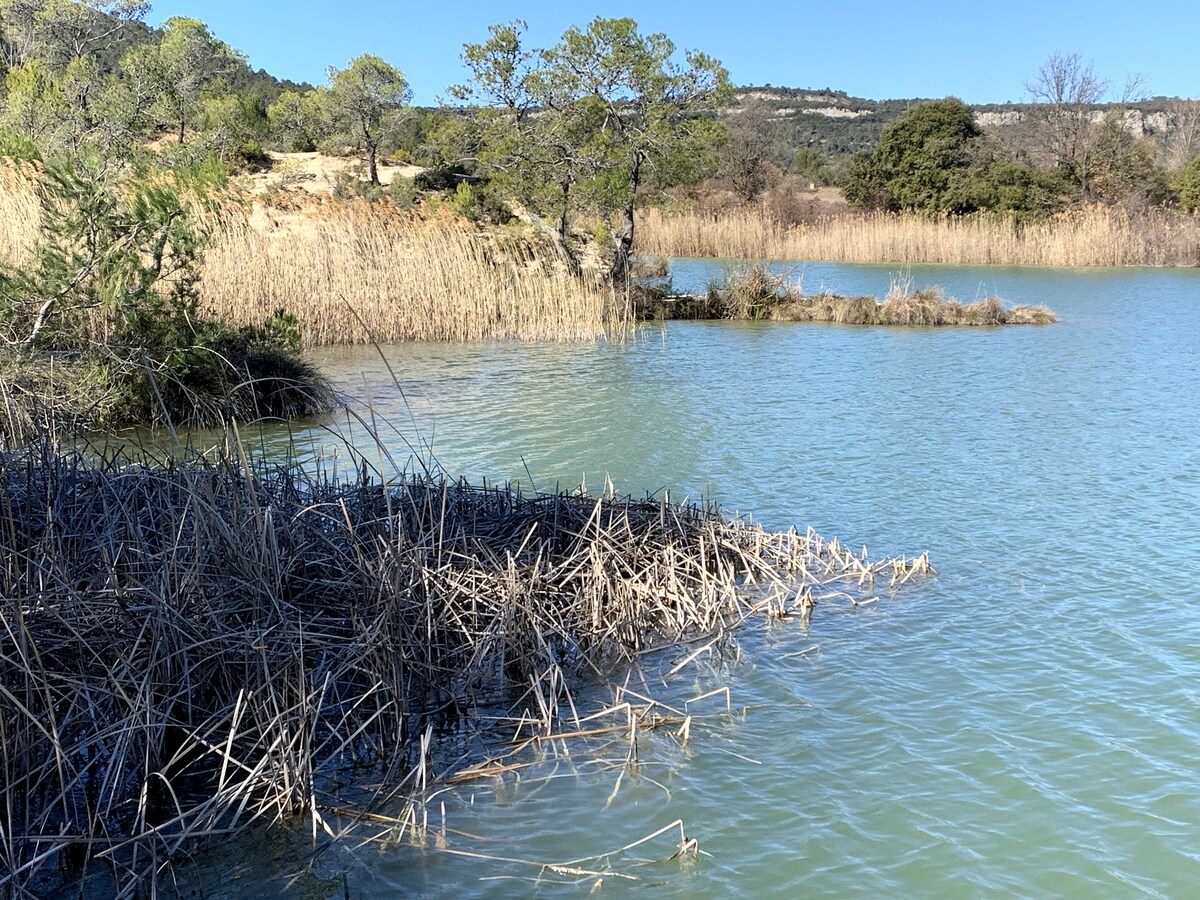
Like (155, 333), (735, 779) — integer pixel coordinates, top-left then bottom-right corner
(653, 74), (1200, 268)
(201, 202), (623, 345)
(1, 2), (1196, 403)
(637, 264), (1056, 325)
(0, 4), (1196, 292)
(636, 204), (1200, 267)
(0, 161), (623, 350)
(0, 159), (333, 438)
(1, 5), (733, 428)
(0, 440), (930, 894)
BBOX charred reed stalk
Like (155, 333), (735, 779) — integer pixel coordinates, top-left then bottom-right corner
(0, 441), (927, 894)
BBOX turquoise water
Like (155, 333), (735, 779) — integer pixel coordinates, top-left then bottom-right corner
(211, 262), (1200, 897)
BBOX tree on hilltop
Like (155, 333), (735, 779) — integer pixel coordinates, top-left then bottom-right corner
(326, 54), (410, 185)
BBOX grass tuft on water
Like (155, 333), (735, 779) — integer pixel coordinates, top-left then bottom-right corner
(637, 263), (1057, 326)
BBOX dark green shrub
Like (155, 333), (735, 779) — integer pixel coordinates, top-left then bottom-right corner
(791, 147), (830, 185)
(842, 98), (980, 213)
(386, 175), (421, 210)
(0, 129), (42, 163)
(414, 165), (470, 192)
(123, 320), (333, 426)
(1173, 156), (1200, 212)
(951, 162), (1070, 220)
(236, 139), (271, 171)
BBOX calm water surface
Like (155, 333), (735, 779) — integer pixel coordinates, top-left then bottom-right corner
(209, 262), (1200, 897)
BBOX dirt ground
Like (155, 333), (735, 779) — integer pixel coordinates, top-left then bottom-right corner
(241, 151), (427, 196)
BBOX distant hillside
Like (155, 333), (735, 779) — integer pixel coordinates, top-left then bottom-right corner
(729, 85), (1193, 166)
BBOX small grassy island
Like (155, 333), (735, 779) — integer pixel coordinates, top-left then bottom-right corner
(635, 263), (1057, 326)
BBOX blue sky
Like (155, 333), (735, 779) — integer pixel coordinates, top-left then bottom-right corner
(148, 1), (1198, 104)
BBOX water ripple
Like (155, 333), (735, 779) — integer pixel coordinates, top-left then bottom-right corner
(204, 263), (1200, 897)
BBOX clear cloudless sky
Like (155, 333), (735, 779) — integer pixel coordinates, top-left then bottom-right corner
(146, 0), (1199, 104)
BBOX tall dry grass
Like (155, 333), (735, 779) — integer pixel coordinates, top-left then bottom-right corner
(0, 166), (623, 346)
(203, 203), (623, 345)
(0, 163), (40, 270)
(638, 206), (1200, 268)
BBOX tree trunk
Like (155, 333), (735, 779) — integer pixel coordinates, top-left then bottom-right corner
(554, 182), (582, 279)
(527, 210), (582, 280)
(609, 156), (642, 286)
(367, 138), (379, 185)
(610, 206), (634, 286)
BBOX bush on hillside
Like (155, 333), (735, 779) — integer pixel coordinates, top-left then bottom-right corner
(1176, 156), (1200, 212)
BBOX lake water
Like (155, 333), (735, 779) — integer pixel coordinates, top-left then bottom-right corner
(202, 261), (1200, 897)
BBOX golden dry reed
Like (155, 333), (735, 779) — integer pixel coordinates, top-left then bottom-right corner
(638, 206), (1200, 268)
(0, 166), (623, 346)
(202, 203), (623, 345)
(0, 163), (39, 270)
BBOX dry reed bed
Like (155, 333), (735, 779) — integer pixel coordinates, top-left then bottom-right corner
(0, 167), (622, 347)
(0, 442), (929, 894)
(641, 264), (1056, 326)
(202, 204), (623, 345)
(638, 206), (1200, 268)
(0, 164), (39, 271)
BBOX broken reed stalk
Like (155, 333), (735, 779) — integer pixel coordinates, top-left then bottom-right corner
(0, 440), (929, 894)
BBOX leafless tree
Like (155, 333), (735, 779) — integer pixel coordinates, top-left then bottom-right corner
(1164, 98), (1200, 169)
(1025, 51), (1108, 192)
(719, 99), (779, 202)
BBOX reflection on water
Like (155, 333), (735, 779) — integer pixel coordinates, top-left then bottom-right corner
(172, 261), (1200, 897)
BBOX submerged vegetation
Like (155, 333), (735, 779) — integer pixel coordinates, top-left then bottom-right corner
(0, 440), (930, 894)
